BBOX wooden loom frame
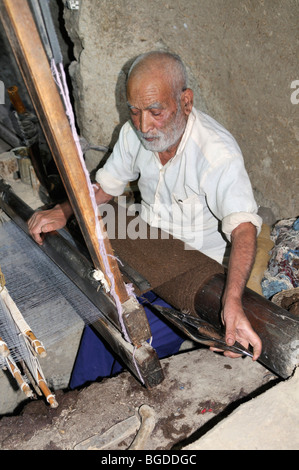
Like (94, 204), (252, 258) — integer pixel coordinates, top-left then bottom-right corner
(0, 0), (164, 388)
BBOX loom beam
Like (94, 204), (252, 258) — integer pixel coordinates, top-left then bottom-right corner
(4, 178), (297, 380)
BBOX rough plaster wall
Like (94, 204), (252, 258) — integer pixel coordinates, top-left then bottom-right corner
(63, 0), (298, 220)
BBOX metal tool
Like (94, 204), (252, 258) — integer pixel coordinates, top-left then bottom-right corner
(153, 305), (253, 358)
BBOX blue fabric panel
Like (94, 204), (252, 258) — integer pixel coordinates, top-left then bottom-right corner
(69, 292), (185, 388)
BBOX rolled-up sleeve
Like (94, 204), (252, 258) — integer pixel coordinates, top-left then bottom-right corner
(222, 211), (263, 242)
(95, 167), (128, 196)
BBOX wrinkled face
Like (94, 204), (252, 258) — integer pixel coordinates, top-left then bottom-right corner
(127, 73), (187, 153)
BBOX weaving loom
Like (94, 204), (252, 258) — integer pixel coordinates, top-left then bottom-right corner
(0, 0), (298, 413)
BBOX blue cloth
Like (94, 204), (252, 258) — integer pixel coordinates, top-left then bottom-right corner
(69, 292), (186, 388)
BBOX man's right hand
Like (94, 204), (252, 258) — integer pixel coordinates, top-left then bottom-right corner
(27, 184), (113, 245)
(27, 201), (73, 245)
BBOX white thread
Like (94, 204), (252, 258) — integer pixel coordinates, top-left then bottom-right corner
(31, 339), (46, 355)
(46, 393), (55, 403)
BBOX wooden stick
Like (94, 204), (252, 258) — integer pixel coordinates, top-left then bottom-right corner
(5, 356), (33, 398)
(37, 369), (58, 408)
(7, 85), (26, 114)
(128, 405), (156, 450)
(21, 360), (42, 397)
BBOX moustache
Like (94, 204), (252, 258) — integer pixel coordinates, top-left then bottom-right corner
(136, 130), (162, 140)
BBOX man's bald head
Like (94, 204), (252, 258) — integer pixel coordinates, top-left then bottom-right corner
(127, 51), (188, 101)
(126, 51), (193, 156)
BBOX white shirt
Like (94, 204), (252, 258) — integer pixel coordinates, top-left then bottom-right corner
(96, 108), (262, 263)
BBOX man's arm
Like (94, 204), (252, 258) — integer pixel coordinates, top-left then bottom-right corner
(28, 184), (113, 245)
(220, 221), (262, 360)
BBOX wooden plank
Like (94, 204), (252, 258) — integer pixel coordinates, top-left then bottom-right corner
(0, 0), (152, 346)
(92, 317), (164, 389)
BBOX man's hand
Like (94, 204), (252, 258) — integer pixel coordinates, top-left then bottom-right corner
(27, 201), (73, 245)
(27, 184), (113, 245)
(210, 298), (262, 360)
(221, 298), (262, 360)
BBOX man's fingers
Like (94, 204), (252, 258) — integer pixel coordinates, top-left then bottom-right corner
(40, 222), (56, 234)
(28, 213), (54, 244)
(28, 204), (70, 246)
(220, 310), (263, 360)
(225, 317), (262, 361)
(224, 315), (237, 347)
(31, 232), (44, 245)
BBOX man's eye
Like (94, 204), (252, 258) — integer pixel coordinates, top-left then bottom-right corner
(151, 111), (161, 117)
(130, 109), (139, 116)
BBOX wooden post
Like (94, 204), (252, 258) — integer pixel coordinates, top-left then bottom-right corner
(0, 0), (152, 346)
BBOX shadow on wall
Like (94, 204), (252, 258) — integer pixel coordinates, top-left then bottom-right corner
(94, 55), (141, 172)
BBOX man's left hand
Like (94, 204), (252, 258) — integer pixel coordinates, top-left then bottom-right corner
(211, 298), (262, 360)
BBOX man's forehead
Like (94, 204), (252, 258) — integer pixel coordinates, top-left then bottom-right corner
(127, 76), (176, 110)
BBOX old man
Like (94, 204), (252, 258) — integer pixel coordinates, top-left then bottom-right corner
(28, 51), (262, 383)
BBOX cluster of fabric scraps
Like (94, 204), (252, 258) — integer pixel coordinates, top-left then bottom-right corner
(262, 217), (299, 299)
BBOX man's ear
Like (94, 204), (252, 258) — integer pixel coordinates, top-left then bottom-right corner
(181, 88), (193, 116)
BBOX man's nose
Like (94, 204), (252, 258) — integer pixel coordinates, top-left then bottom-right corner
(140, 111), (154, 134)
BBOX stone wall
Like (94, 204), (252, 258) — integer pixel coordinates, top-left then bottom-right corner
(63, 0), (299, 220)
